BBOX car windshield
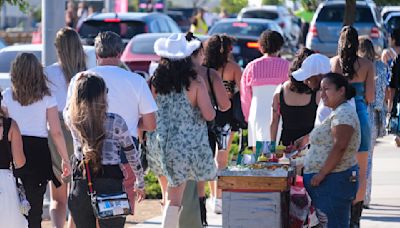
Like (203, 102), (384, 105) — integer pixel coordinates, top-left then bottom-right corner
(131, 37), (160, 54)
(210, 22), (269, 37)
(387, 16), (400, 32)
(317, 6), (375, 23)
(79, 20), (146, 39)
(241, 10), (279, 20)
(0, 50), (41, 73)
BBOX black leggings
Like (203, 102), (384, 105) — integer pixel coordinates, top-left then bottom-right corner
(21, 178), (47, 228)
(68, 178), (125, 228)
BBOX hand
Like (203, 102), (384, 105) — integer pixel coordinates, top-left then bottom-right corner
(61, 159), (71, 179)
(310, 173), (326, 187)
(135, 188), (146, 203)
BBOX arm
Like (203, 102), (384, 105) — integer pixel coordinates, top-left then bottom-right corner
(197, 78), (216, 121)
(9, 120), (25, 168)
(365, 60), (376, 104)
(211, 70), (231, 111)
(311, 124), (354, 186)
(231, 61), (243, 90)
(270, 87), (281, 142)
(240, 64), (253, 122)
(138, 113), (156, 131)
(48, 106), (71, 178)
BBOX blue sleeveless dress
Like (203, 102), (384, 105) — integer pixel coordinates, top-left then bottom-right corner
(351, 82), (371, 152)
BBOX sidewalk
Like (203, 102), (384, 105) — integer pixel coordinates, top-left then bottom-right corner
(134, 136), (400, 227)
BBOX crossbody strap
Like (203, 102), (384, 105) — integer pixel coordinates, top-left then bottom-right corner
(85, 160), (95, 195)
(4, 118), (20, 188)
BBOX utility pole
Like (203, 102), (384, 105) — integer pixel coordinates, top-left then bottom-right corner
(42, 0), (65, 66)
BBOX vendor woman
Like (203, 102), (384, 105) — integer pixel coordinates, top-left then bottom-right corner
(302, 73), (360, 228)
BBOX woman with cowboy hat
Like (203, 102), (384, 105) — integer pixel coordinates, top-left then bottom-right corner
(146, 33), (217, 228)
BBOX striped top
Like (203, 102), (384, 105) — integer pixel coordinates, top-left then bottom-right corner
(240, 56), (289, 121)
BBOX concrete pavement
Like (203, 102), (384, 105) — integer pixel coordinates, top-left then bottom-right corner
(134, 136), (400, 227)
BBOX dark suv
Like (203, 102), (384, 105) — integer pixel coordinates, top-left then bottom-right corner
(78, 12), (181, 45)
(306, 0), (384, 57)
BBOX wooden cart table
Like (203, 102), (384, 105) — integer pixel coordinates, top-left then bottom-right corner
(218, 166), (295, 228)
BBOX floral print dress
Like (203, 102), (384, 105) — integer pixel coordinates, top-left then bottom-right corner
(146, 91), (217, 187)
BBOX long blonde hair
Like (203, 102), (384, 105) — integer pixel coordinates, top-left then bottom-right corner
(55, 27), (87, 83)
(68, 72), (107, 173)
(11, 53), (51, 106)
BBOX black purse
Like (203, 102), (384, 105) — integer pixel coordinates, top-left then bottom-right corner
(84, 160), (131, 219)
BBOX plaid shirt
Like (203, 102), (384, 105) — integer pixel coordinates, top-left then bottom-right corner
(69, 113), (144, 189)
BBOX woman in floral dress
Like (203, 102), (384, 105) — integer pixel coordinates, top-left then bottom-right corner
(146, 33), (217, 228)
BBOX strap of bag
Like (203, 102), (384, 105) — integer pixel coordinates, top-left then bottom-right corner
(84, 160), (95, 195)
(207, 67), (219, 111)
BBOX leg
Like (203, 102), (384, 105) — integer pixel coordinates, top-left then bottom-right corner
(68, 180), (96, 228)
(355, 152), (368, 203)
(50, 182), (68, 228)
(159, 176), (168, 210)
(162, 182), (187, 228)
(22, 179), (47, 228)
(179, 181), (203, 228)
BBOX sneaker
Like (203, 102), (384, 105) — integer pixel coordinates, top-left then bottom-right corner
(213, 198), (222, 214)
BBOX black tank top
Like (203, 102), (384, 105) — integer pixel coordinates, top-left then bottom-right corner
(0, 118), (12, 169)
(279, 87), (318, 146)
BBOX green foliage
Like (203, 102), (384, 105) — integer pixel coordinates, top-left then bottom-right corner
(144, 171), (162, 199)
(220, 0), (248, 14)
(262, 0), (284, 5)
(375, 0), (400, 5)
(0, 0), (29, 12)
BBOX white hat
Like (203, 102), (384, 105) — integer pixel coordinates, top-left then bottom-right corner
(292, 54), (331, 81)
(154, 33), (201, 60)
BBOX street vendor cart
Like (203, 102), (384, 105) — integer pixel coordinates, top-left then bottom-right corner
(218, 164), (295, 228)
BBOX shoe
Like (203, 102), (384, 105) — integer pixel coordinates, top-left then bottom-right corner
(350, 201), (363, 228)
(213, 198), (222, 214)
(199, 197), (208, 226)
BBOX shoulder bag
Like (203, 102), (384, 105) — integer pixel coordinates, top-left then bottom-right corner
(84, 160), (131, 219)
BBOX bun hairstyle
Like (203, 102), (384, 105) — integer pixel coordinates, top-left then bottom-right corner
(185, 32), (203, 57)
(323, 72), (356, 100)
(338, 26), (359, 80)
(204, 34), (235, 69)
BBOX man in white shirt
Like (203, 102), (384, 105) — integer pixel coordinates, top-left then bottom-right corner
(64, 31), (157, 135)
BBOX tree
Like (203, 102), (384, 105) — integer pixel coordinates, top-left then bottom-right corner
(221, 0), (248, 14)
(0, 0), (29, 12)
(343, 0), (356, 26)
(262, 0), (284, 5)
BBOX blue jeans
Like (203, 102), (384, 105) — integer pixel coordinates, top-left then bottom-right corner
(304, 165), (359, 228)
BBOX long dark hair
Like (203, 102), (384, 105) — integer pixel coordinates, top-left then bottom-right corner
(323, 72), (356, 100)
(152, 57), (197, 94)
(289, 48), (315, 94)
(203, 34), (234, 70)
(338, 26), (359, 80)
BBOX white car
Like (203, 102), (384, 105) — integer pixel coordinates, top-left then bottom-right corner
(0, 44), (96, 90)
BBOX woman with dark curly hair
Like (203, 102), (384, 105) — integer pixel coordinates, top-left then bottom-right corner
(240, 30), (290, 148)
(331, 25), (375, 227)
(203, 34), (241, 213)
(146, 33), (217, 228)
(270, 48), (319, 146)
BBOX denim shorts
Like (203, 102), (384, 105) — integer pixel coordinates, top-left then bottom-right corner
(304, 165), (359, 228)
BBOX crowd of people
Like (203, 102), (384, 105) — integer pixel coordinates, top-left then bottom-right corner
(0, 22), (399, 228)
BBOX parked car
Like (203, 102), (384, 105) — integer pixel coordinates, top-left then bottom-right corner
(78, 12), (181, 46)
(306, 0), (384, 57)
(237, 6), (297, 39)
(167, 11), (191, 32)
(208, 18), (286, 67)
(121, 33), (208, 77)
(382, 6), (400, 22)
(384, 12), (400, 34)
(0, 44), (96, 90)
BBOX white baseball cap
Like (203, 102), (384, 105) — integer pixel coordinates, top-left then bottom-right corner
(292, 54), (331, 81)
